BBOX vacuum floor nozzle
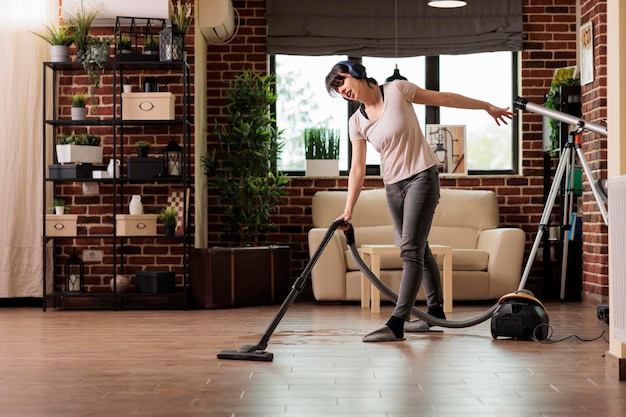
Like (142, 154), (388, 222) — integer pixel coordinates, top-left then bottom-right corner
(217, 344), (274, 362)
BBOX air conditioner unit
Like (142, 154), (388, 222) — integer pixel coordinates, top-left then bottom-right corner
(61, 0), (169, 27)
(198, 0), (236, 44)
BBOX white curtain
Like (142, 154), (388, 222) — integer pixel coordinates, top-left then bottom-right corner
(0, 0), (56, 297)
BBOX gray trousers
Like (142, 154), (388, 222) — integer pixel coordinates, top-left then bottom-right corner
(385, 166), (443, 321)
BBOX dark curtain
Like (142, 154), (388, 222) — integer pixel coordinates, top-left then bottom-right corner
(267, 0), (523, 56)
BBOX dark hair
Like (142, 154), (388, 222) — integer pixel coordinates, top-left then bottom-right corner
(325, 61), (378, 97)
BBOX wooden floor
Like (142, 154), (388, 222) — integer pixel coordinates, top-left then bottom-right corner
(0, 300), (622, 417)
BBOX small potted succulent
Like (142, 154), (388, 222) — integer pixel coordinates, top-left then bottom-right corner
(116, 34), (132, 54)
(158, 206), (178, 237)
(134, 140), (151, 157)
(144, 35), (159, 56)
(49, 198), (69, 215)
(123, 77), (132, 93)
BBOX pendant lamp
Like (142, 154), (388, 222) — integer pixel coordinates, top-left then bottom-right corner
(386, 0), (407, 82)
(428, 1), (467, 8)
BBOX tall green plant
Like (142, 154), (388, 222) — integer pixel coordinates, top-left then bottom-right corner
(304, 127), (340, 160)
(201, 71), (290, 245)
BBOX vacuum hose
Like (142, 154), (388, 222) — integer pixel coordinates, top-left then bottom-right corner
(343, 223), (498, 328)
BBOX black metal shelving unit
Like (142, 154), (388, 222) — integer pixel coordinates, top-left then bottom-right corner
(41, 60), (192, 310)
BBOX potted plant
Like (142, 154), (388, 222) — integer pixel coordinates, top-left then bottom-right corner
(70, 91), (88, 120)
(66, 1), (99, 62)
(171, 0), (193, 35)
(123, 77), (132, 93)
(194, 70), (291, 309)
(144, 35), (159, 56)
(135, 140), (151, 157)
(304, 127), (341, 176)
(56, 131), (103, 163)
(115, 34), (132, 54)
(31, 23), (74, 62)
(49, 198), (69, 215)
(158, 206), (178, 237)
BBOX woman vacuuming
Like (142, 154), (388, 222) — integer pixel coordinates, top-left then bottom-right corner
(325, 61), (513, 342)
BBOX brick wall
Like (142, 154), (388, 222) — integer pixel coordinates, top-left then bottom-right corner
(52, 3), (196, 295)
(55, 0), (609, 303)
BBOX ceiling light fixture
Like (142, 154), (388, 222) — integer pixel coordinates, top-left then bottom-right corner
(386, 0), (408, 82)
(428, 1), (467, 8)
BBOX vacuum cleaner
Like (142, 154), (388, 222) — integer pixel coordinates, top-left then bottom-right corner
(217, 219), (549, 362)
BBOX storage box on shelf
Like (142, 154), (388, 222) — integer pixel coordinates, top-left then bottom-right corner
(135, 271), (176, 294)
(49, 163), (103, 180)
(122, 92), (175, 120)
(44, 214), (77, 237)
(127, 157), (165, 179)
(116, 214), (158, 236)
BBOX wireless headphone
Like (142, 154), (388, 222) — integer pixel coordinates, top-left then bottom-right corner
(336, 61), (366, 79)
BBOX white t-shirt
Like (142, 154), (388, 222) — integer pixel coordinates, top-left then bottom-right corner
(349, 80), (439, 185)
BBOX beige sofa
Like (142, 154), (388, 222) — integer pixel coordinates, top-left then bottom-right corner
(308, 188), (526, 302)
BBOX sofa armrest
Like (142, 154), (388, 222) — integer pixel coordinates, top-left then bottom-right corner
(308, 228), (348, 301)
(477, 228), (526, 299)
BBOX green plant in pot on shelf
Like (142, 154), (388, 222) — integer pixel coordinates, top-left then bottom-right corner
(144, 35), (159, 55)
(158, 206), (178, 237)
(116, 34), (132, 54)
(134, 141), (151, 157)
(49, 198), (69, 215)
(70, 91), (88, 120)
(56, 131), (102, 164)
(31, 23), (74, 62)
(66, 1), (99, 62)
(201, 70), (290, 246)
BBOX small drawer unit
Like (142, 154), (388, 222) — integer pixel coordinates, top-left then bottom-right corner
(45, 214), (78, 237)
(116, 214), (157, 236)
(122, 92), (175, 120)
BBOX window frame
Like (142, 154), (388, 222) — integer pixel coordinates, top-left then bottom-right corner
(271, 52), (519, 176)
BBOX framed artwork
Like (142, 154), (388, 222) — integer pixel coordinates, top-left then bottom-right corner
(425, 125), (467, 175)
(580, 21), (594, 86)
(167, 188), (189, 236)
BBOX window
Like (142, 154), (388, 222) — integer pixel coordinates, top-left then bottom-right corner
(274, 52), (517, 175)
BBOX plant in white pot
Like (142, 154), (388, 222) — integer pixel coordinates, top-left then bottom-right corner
(70, 92), (87, 120)
(31, 23), (74, 62)
(56, 131), (103, 164)
(49, 198), (69, 215)
(304, 127), (341, 177)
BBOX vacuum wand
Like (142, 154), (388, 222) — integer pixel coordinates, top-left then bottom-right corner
(513, 96), (607, 137)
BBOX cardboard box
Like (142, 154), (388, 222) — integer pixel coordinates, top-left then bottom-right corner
(122, 92), (175, 120)
(45, 214), (78, 237)
(135, 271), (176, 294)
(116, 214), (157, 236)
(127, 157), (164, 180)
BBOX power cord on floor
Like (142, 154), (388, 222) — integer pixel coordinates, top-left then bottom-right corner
(532, 323), (609, 343)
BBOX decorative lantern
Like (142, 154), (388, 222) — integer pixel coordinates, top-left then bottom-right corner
(159, 24), (184, 62)
(163, 140), (183, 176)
(64, 251), (84, 293)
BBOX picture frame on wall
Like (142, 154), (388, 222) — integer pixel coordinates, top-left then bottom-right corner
(580, 21), (594, 86)
(425, 125), (467, 175)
